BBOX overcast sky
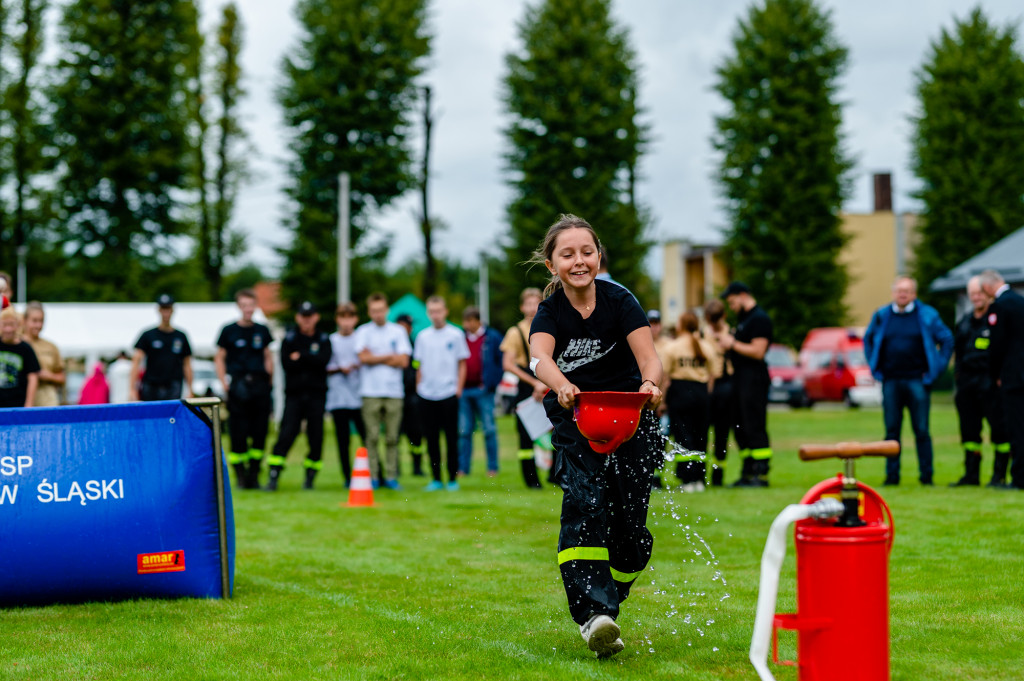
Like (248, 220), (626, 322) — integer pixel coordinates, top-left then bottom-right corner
(200, 0), (1023, 278)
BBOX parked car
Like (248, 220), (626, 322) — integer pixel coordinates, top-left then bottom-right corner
(190, 359), (226, 400)
(765, 344), (807, 407)
(798, 328), (881, 407)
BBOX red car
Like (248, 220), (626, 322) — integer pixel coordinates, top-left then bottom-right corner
(798, 328), (881, 407)
(765, 344), (807, 407)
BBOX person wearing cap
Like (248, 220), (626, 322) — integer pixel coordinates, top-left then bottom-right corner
(395, 313), (426, 477)
(715, 281), (773, 487)
(216, 288), (274, 489)
(265, 301), (332, 491)
(458, 305), (504, 480)
(130, 294), (194, 402)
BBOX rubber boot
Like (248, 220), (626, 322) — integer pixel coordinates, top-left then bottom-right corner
(950, 451), (981, 486)
(232, 463), (248, 489)
(988, 452), (1010, 487)
(264, 466), (282, 492)
(731, 457), (755, 487)
(245, 458), (261, 490)
(749, 459), (769, 487)
(412, 453), (426, 477)
(521, 457), (542, 489)
(303, 468), (317, 490)
(711, 463), (724, 487)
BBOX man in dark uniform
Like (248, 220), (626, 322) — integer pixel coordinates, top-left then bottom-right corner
(715, 281), (773, 487)
(980, 269), (1024, 490)
(130, 294), (194, 402)
(951, 276), (1009, 486)
(265, 301), (331, 491)
(215, 288), (274, 490)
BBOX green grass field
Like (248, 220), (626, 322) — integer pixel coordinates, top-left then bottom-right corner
(3, 396), (1023, 680)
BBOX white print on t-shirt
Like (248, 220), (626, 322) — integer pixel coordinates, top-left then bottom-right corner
(556, 338), (616, 374)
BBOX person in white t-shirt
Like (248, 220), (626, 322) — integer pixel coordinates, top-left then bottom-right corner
(326, 301), (366, 488)
(414, 296), (469, 491)
(355, 292), (412, 490)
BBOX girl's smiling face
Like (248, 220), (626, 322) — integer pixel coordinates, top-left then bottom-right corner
(546, 227), (600, 292)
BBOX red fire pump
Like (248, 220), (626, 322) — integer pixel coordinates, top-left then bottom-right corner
(750, 440), (899, 681)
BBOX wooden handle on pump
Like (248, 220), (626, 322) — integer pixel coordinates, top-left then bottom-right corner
(798, 440), (900, 461)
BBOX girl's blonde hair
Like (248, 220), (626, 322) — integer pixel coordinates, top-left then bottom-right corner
(529, 214), (601, 297)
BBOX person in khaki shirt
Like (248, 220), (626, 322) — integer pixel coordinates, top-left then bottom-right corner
(23, 302), (65, 407)
(661, 311), (721, 492)
(500, 287), (547, 488)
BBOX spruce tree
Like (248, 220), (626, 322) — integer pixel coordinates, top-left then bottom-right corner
(277, 0), (430, 312)
(501, 0), (648, 301)
(712, 0), (852, 347)
(51, 0), (201, 301)
(911, 8), (1024, 297)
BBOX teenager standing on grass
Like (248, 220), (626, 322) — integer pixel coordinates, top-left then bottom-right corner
(528, 214), (663, 659)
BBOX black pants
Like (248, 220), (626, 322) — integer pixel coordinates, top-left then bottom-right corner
(271, 392), (325, 466)
(1001, 386), (1024, 487)
(420, 395), (459, 483)
(331, 407), (366, 484)
(140, 381), (182, 401)
(550, 404), (660, 625)
(667, 380), (710, 484)
(734, 371), (771, 458)
(515, 379), (543, 488)
(956, 382), (1007, 449)
(401, 394), (423, 450)
(227, 379), (272, 455)
(709, 377), (734, 465)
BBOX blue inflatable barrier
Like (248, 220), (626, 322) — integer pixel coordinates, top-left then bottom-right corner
(0, 400), (234, 607)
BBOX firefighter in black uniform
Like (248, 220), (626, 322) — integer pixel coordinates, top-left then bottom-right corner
(715, 281), (773, 487)
(215, 288), (274, 489)
(952, 276), (1010, 486)
(265, 301), (331, 491)
(130, 294), (194, 402)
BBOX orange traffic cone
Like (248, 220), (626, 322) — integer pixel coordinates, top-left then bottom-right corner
(345, 447), (375, 507)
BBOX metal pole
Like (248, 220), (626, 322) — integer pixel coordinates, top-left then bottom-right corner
(478, 252), (489, 326)
(338, 172), (351, 304)
(187, 396), (231, 598)
(16, 245), (27, 305)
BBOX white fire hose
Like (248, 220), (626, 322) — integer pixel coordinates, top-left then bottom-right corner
(750, 498), (844, 681)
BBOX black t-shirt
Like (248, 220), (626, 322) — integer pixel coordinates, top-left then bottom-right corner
(280, 327), (331, 395)
(0, 340), (41, 408)
(217, 322), (273, 379)
(731, 304), (773, 379)
(530, 279), (649, 398)
(135, 327), (192, 384)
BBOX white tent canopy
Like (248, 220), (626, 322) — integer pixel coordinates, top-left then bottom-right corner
(15, 302), (269, 363)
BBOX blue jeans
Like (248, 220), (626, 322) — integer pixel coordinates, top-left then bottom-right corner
(882, 378), (933, 483)
(458, 387), (499, 473)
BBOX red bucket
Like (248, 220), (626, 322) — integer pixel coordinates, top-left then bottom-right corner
(574, 391), (650, 454)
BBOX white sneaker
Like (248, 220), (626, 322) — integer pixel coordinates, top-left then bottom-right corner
(680, 482), (695, 493)
(692, 481), (706, 492)
(579, 614), (625, 658)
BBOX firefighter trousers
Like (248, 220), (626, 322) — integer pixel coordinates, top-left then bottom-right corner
(550, 406), (661, 625)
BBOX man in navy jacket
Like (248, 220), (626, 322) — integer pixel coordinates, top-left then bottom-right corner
(864, 276), (954, 486)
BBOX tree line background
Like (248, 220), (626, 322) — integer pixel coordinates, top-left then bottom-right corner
(1, 0), (1022, 342)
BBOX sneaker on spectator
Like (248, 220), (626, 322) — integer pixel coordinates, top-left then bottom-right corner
(579, 614), (624, 658)
(423, 480), (444, 492)
(383, 479), (402, 491)
(446, 481), (460, 491)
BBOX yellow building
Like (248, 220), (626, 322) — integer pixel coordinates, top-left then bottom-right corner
(659, 174), (919, 330)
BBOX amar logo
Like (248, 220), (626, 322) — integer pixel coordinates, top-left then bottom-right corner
(137, 550), (186, 574)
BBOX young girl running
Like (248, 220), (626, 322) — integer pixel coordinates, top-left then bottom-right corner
(529, 214), (663, 658)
